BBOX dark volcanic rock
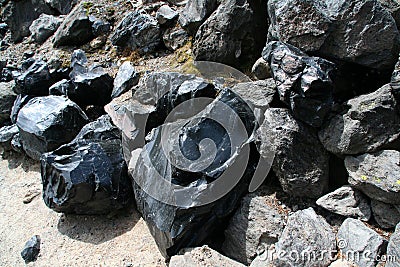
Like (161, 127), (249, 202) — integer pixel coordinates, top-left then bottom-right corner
(112, 62), (140, 99)
(262, 41), (335, 128)
(53, 4), (94, 47)
(11, 133), (23, 153)
(14, 59), (52, 96)
(163, 25), (189, 51)
(29, 14), (61, 44)
(2, 0), (55, 43)
(111, 10), (161, 54)
(156, 5), (178, 25)
(48, 79), (73, 96)
(319, 84), (400, 155)
(130, 87), (259, 258)
(268, 0), (400, 70)
(16, 96), (89, 160)
(91, 18), (111, 37)
(386, 223), (400, 267)
(41, 115), (133, 214)
(10, 95), (34, 124)
(21, 235), (40, 263)
(45, 0), (78, 14)
(178, 0), (218, 35)
(371, 199), (400, 229)
(193, 0), (267, 67)
(345, 150), (400, 205)
(379, 0), (400, 29)
(256, 108), (329, 198)
(251, 57), (271, 80)
(0, 124), (19, 152)
(0, 81), (17, 125)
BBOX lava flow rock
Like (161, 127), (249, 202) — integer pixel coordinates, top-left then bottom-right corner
(21, 235), (41, 263)
(13, 59), (52, 96)
(16, 96), (89, 160)
(263, 41), (335, 128)
(41, 115), (133, 214)
(130, 85), (261, 258)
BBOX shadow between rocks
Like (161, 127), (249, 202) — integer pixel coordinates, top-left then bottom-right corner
(57, 205), (140, 245)
(2, 150), (40, 172)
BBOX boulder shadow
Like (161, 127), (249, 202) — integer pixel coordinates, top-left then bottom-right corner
(57, 204), (140, 245)
(2, 151), (40, 172)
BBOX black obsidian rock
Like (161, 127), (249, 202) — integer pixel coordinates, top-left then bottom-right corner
(0, 124), (19, 152)
(41, 115), (133, 214)
(263, 41), (335, 128)
(16, 96), (89, 160)
(10, 94), (34, 124)
(13, 59), (52, 96)
(21, 235), (40, 263)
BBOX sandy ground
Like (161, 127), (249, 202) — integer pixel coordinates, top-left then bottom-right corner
(0, 152), (166, 267)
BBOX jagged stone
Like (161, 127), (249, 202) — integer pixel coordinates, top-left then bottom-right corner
(11, 133), (23, 153)
(345, 150), (400, 205)
(10, 95), (34, 124)
(319, 84), (400, 155)
(273, 208), (336, 267)
(178, 0), (218, 34)
(163, 25), (189, 51)
(0, 80), (16, 125)
(53, 3), (94, 47)
(16, 96), (88, 160)
(255, 108), (329, 198)
(111, 10), (161, 54)
(156, 5), (178, 25)
(337, 218), (387, 267)
(29, 14), (61, 44)
(251, 57), (271, 80)
(222, 187), (287, 264)
(91, 18), (111, 36)
(371, 199), (400, 229)
(0, 124), (18, 152)
(21, 235), (40, 263)
(41, 115), (133, 214)
(13, 59), (52, 96)
(112, 62), (139, 99)
(386, 223), (400, 267)
(48, 79), (72, 96)
(262, 41), (335, 127)
(170, 246), (245, 267)
(316, 186), (371, 221)
(379, 0), (400, 29)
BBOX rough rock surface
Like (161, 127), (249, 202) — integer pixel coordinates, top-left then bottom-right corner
(178, 0), (218, 34)
(263, 41), (335, 127)
(169, 246), (245, 267)
(48, 79), (73, 96)
(273, 208), (336, 267)
(319, 84), (400, 155)
(29, 14), (61, 44)
(10, 95), (34, 124)
(45, 0), (78, 14)
(371, 199), (400, 229)
(251, 57), (271, 80)
(0, 125), (19, 151)
(256, 108), (329, 198)
(41, 115), (133, 214)
(21, 235), (40, 263)
(163, 26), (189, 51)
(156, 5), (178, 25)
(0, 81), (17, 125)
(14, 59), (52, 96)
(222, 187), (287, 264)
(53, 4), (94, 47)
(345, 150), (400, 204)
(16, 96), (88, 160)
(316, 186), (371, 221)
(111, 10), (161, 54)
(112, 62), (140, 99)
(386, 223), (400, 267)
(337, 218), (387, 267)
(268, 0), (400, 70)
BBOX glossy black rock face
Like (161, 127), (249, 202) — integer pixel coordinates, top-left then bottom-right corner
(41, 115), (133, 215)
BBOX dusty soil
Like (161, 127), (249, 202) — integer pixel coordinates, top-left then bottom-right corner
(0, 152), (167, 266)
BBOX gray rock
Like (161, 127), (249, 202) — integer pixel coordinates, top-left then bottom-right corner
(14, 59), (52, 96)
(193, 0), (262, 67)
(316, 186), (371, 221)
(53, 4), (94, 47)
(262, 41), (335, 128)
(345, 150), (400, 205)
(111, 10), (161, 54)
(337, 218), (387, 267)
(170, 246), (245, 267)
(0, 125), (19, 152)
(29, 14), (61, 44)
(44, 0), (78, 15)
(11, 133), (23, 153)
(156, 5), (178, 25)
(163, 26), (189, 51)
(91, 18), (111, 37)
(267, 0), (400, 70)
(391, 54), (400, 107)
(371, 199), (400, 229)
(16, 96), (88, 160)
(178, 0), (218, 34)
(21, 235), (40, 263)
(112, 62), (140, 99)
(251, 57), (271, 80)
(48, 79), (72, 96)
(256, 108), (329, 198)
(274, 208), (336, 267)
(2, 0), (55, 42)
(319, 84), (400, 155)
(222, 187), (287, 265)
(0, 81), (17, 125)
(10, 95), (34, 124)
(386, 223), (400, 267)
(379, 0), (400, 29)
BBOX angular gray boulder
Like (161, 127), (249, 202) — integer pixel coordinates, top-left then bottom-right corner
(316, 186), (371, 221)
(273, 208), (336, 267)
(371, 199), (400, 229)
(13, 59), (52, 96)
(319, 84), (400, 155)
(337, 218), (387, 267)
(386, 223), (400, 267)
(222, 186), (287, 265)
(112, 62), (140, 99)
(29, 14), (61, 44)
(345, 150), (400, 205)
(163, 26), (189, 51)
(0, 81), (17, 125)
(255, 108), (329, 198)
(178, 0), (218, 35)
(156, 5), (178, 25)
